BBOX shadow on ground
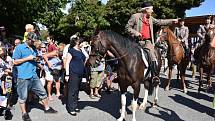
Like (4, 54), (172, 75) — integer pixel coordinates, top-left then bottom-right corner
(169, 94), (214, 117)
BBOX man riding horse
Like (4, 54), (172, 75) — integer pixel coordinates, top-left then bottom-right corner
(174, 18), (189, 57)
(126, 2), (178, 81)
(197, 16), (214, 46)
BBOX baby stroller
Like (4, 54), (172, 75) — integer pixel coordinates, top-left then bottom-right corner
(0, 75), (13, 120)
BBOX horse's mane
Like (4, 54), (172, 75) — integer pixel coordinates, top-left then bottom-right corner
(101, 30), (141, 56)
(166, 28), (180, 43)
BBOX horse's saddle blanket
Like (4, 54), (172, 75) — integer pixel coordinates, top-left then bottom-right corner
(140, 48), (150, 68)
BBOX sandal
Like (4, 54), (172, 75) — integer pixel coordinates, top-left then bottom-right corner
(89, 94), (96, 99)
(94, 94), (101, 98)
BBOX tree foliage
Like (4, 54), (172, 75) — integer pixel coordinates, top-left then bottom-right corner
(60, 0), (110, 39)
(0, 0), (68, 36)
(0, 0), (205, 41)
(106, 0), (205, 33)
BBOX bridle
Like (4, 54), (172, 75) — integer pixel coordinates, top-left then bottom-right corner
(90, 35), (128, 62)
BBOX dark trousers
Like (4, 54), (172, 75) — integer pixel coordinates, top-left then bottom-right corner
(66, 74), (82, 112)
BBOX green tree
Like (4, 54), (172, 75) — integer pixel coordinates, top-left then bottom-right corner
(61, 0), (110, 39)
(0, 0), (68, 36)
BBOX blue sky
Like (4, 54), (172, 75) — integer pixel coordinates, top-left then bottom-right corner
(102, 0), (108, 4)
(186, 0), (215, 17)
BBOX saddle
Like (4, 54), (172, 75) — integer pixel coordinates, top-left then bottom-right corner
(139, 47), (153, 79)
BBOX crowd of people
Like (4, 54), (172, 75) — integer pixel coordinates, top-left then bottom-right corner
(0, 2), (214, 121)
(0, 24), (117, 121)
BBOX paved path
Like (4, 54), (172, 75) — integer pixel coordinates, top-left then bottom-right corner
(0, 70), (214, 121)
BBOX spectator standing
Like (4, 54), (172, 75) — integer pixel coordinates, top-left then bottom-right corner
(0, 26), (12, 51)
(12, 32), (57, 121)
(44, 35), (59, 100)
(47, 35), (57, 53)
(65, 35), (86, 116)
(43, 43), (64, 100)
(62, 43), (70, 99)
(89, 58), (105, 99)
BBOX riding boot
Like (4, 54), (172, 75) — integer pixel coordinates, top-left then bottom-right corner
(151, 61), (160, 85)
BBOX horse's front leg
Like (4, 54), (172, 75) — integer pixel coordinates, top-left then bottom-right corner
(198, 66), (203, 93)
(131, 82), (140, 121)
(207, 65), (213, 87)
(198, 66), (204, 93)
(165, 66), (173, 91)
(180, 67), (187, 93)
(117, 92), (127, 121)
(206, 64), (213, 92)
(139, 81), (149, 110)
(153, 84), (159, 107)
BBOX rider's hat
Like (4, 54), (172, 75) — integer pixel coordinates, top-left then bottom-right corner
(179, 18), (185, 22)
(141, 2), (153, 10)
(205, 15), (212, 20)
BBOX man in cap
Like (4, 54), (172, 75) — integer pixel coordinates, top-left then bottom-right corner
(126, 2), (178, 81)
(197, 16), (214, 46)
(174, 18), (189, 57)
(12, 32), (57, 121)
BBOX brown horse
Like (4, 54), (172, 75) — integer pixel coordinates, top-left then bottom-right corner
(194, 27), (215, 92)
(157, 27), (189, 93)
(88, 30), (161, 121)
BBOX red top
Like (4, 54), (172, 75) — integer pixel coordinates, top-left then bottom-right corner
(48, 44), (58, 52)
(141, 15), (151, 40)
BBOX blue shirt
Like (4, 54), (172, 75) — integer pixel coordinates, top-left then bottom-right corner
(12, 43), (38, 79)
(69, 48), (86, 76)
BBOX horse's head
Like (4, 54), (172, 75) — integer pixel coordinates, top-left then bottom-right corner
(88, 31), (109, 65)
(157, 27), (177, 43)
(156, 27), (169, 42)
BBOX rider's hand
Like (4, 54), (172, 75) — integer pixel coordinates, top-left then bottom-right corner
(172, 19), (178, 24)
(65, 75), (69, 82)
(137, 32), (142, 37)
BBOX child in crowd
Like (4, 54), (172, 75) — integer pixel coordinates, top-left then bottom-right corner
(23, 24), (34, 42)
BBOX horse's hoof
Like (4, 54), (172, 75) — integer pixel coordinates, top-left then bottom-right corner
(164, 86), (169, 91)
(139, 103), (146, 110)
(198, 88), (204, 93)
(206, 86), (213, 93)
(152, 103), (158, 108)
(117, 117), (124, 121)
(132, 119), (137, 121)
(183, 88), (188, 93)
(152, 99), (158, 108)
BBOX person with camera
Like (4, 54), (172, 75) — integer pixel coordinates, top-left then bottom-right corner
(43, 43), (64, 100)
(12, 32), (57, 121)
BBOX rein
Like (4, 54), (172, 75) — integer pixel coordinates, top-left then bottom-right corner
(105, 52), (128, 62)
(93, 37), (129, 62)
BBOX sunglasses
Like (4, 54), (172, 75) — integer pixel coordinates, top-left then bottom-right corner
(0, 30), (6, 32)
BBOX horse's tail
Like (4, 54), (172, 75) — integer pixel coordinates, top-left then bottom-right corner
(144, 79), (154, 95)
